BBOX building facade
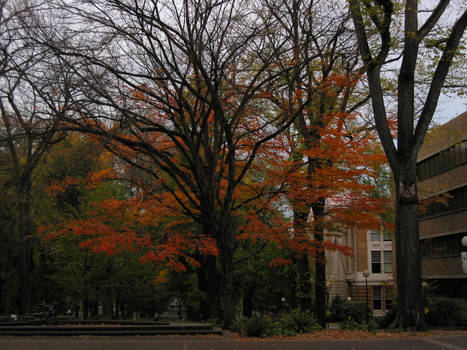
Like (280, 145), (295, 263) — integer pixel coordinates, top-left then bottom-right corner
(417, 111), (467, 298)
(326, 227), (394, 316)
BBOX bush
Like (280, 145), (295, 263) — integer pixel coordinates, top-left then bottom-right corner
(330, 297), (369, 325)
(231, 310), (321, 337)
(329, 295), (345, 322)
(340, 301), (368, 324)
(276, 309), (321, 336)
(426, 297), (467, 327)
(340, 318), (365, 330)
(231, 314), (273, 337)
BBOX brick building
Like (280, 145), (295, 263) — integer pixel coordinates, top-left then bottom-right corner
(326, 227), (394, 316)
(417, 111), (467, 298)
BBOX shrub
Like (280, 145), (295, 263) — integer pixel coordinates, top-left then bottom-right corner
(329, 295), (345, 322)
(231, 310), (321, 337)
(276, 309), (321, 335)
(340, 318), (365, 330)
(331, 298), (369, 325)
(230, 314), (273, 337)
(426, 297), (467, 327)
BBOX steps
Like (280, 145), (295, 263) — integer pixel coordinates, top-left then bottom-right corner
(0, 321), (224, 336)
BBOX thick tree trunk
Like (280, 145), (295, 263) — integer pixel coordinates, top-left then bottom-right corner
(17, 180), (33, 315)
(293, 207), (313, 310)
(313, 201), (326, 328)
(218, 233), (235, 329)
(83, 297), (89, 320)
(295, 255), (312, 310)
(392, 166), (425, 330)
(197, 254), (219, 320)
(314, 235), (326, 327)
(242, 286), (254, 318)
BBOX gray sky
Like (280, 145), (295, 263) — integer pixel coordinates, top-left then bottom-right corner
(434, 95), (467, 124)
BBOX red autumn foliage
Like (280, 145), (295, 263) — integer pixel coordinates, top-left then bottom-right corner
(39, 73), (392, 275)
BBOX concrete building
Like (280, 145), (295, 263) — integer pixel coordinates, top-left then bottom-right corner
(326, 227), (394, 316)
(417, 111), (467, 298)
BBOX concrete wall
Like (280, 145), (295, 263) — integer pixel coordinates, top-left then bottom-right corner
(418, 111), (467, 283)
(419, 210), (467, 239)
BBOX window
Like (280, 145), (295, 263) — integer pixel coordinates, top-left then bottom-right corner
(371, 231), (392, 242)
(383, 251), (393, 273)
(371, 231), (380, 242)
(371, 250), (392, 274)
(371, 251), (381, 273)
(420, 233), (465, 258)
(373, 287), (382, 310)
(417, 140), (467, 181)
(419, 185), (467, 220)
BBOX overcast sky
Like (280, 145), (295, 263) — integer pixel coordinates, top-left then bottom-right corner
(433, 95), (467, 124)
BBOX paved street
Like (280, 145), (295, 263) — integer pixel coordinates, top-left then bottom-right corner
(0, 335), (466, 350)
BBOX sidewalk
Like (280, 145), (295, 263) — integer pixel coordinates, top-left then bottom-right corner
(0, 334), (466, 350)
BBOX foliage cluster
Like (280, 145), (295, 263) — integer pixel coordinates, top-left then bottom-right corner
(231, 309), (321, 337)
(425, 297), (467, 328)
(329, 296), (369, 328)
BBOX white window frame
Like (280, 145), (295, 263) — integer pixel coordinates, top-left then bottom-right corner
(368, 230), (393, 275)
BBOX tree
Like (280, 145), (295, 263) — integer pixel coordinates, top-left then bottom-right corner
(36, 133), (170, 319)
(260, 0), (385, 326)
(32, 0), (318, 327)
(0, 0), (68, 313)
(349, 0), (467, 329)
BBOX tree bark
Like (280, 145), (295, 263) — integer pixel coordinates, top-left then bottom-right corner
(292, 206), (313, 311)
(217, 232), (235, 329)
(312, 201), (326, 328)
(392, 163), (424, 329)
(197, 254), (219, 320)
(243, 286), (254, 318)
(17, 179), (33, 315)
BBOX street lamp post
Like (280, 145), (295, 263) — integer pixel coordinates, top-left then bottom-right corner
(461, 236), (467, 274)
(363, 270), (370, 327)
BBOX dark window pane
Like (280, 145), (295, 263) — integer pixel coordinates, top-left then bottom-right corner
(419, 185), (467, 219)
(371, 251), (381, 273)
(373, 287), (382, 310)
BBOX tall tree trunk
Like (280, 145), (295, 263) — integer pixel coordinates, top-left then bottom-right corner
(243, 286), (254, 318)
(393, 163), (424, 329)
(292, 206), (313, 310)
(83, 297), (89, 320)
(0, 279), (3, 314)
(217, 232), (235, 329)
(197, 254), (219, 320)
(295, 256), (312, 310)
(17, 179), (33, 315)
(312, 200), (326, 328)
